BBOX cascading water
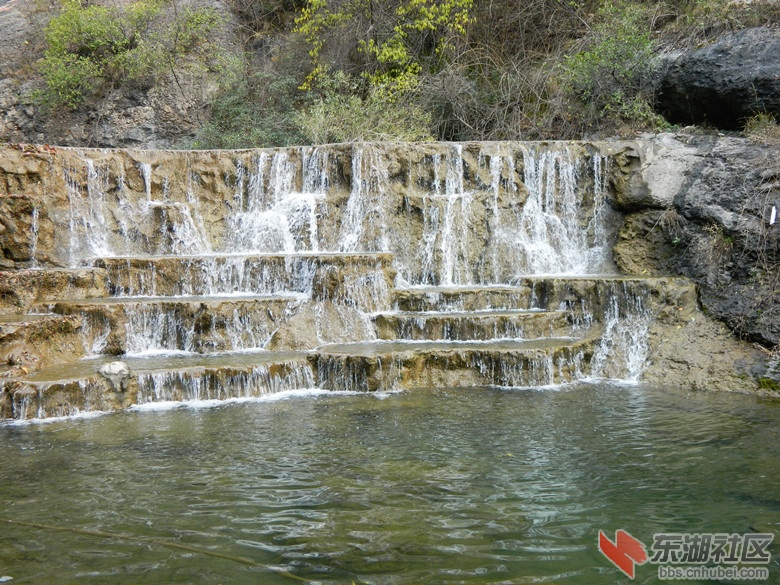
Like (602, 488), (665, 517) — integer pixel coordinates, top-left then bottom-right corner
(437, 145), (473, 286)
(4, 140), (663, 420)
(66, 159), (112, 264)
(139, 161), (153, 202)
(589, 281), (653, 381)
(206, 149), (330, 254)
(391, 143), (615, 285)
(339, 145), (391, 253)
(511, 145), (613, 277)
(412, 145), (476, 285)
(136, 359), (315, 403)
(64, 143), (613, 279)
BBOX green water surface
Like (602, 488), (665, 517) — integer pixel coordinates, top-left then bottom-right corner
(1, 383), (779, 584)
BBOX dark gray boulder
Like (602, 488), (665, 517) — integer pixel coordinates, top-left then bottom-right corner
(656, 27), (780, 129)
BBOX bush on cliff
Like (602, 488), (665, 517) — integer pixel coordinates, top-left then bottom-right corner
(293, 71), (433, 143)
(558, 1), (664, 131)
(37, 0), (226, 108)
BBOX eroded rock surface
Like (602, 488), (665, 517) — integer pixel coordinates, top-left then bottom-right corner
(656, 27), (780, 129)
(609, 133), (780, 351)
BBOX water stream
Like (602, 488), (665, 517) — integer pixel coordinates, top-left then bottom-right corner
(1, 384), (778, 584)
(62, 143), (615, 281)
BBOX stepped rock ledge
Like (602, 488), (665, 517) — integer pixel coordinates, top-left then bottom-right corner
(0, 137), (777, 419)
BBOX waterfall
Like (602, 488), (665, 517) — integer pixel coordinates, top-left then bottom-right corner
(339, 145), (391, 253)
(139, 162), (152, 202)
(486, 150), (516, 282)
(124, 305), (199, 355)
(226, 150), (327, 253)
(396, 144), (615, 285)
(589, 281), (653, 381)
(135, 360), (315, 404)
(414, 146), (475, 285)
(438, 145), (473, 286)
(227, 153), (296, 253)
(6, 140), (673, 420)
(62, 143), (612, 274)
(66, 159), (112, 265)
(513, 145), (611, 276)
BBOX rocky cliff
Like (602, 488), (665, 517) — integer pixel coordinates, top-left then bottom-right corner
(611, 133), (779, 347)
(608, 132), (779, 391)
(656, 27), (780, 129)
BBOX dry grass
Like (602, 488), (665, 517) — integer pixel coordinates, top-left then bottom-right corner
(744, 113), (780, 146)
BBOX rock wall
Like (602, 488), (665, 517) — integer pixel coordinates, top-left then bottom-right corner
(609, 133), (779, 346)
(656, 27), (780, 129)
(607, 132), (779, 390)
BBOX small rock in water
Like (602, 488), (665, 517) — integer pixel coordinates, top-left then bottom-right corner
(98, 361), (131, 393)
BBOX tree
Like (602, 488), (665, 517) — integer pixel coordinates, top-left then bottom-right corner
(293, 0), (472, 95)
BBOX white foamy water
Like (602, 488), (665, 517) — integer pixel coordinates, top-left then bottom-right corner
(42, 142), (653, 413)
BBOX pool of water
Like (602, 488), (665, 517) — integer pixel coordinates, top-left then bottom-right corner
(1, 382), (779, 584)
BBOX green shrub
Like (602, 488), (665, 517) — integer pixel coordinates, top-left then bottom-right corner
(293, 71), (433, 143)
(559, 1), (659, 128)
(757, 377), (780, 392)
(37, 52), (102, 109)
(743, 113), (780, 145)
(293, 0), (473, 95)
(192, 70), (307, 148)
(38, 0), (225, 108)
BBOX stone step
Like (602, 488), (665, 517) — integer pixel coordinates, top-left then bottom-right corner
(393, 285), (534, 312)
(373, 309), (574, 341)
(312, 336), (598, 391)
(1, 333), (601, 419)
(95, 253), (395, 312)
(0, 268), (108, 311)
(394, 276), (694, 316)
(41, 294), (305, 355)
(1, 351), (315, 420)
(0, 312), (62, 327)
(0, 312), (87, 372)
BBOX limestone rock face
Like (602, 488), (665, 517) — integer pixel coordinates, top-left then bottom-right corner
(0, 313), (86, 372)
(603, 135), (704, 211)
(656, 27), (780, 129)
(267, 302), (376, 351)
(612, 133), (780, 348)
(641, 277), (772, 394)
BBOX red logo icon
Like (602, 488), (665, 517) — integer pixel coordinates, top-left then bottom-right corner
(599, 529), (648, 579)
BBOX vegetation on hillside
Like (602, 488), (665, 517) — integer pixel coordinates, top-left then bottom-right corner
(36, 0), (226, 108)
(27, 0), (780, 146)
